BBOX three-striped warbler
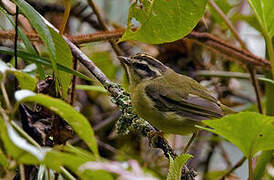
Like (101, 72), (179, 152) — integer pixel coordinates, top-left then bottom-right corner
(118, 53), (233, 150)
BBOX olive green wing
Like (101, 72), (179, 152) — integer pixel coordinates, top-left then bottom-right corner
(145, 83), (224, 122)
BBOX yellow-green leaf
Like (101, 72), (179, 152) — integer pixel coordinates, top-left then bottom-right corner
(202, 112), (274, 157)
(167, 153), (192, 180)
(120, 0), (208, 44)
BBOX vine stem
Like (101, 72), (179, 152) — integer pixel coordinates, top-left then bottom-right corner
(208, 0), (247, 49)
(19, 164), (25, 180)
(87, 0), (124, 56)
(59, 0), (71, 35)
(14, 5), (19, 69)
(219, 156), (246, 180)
(265, 34), (274, 78)
(0, 75), (12, 110)
(60, 167), (76, 180)
(248, 157), (253, 180)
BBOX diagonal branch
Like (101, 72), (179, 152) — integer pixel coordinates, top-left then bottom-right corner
(41, 6), (186, 174)
(187, 32), (270, 69)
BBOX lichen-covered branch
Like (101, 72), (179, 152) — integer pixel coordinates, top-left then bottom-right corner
(43, 8), (179, 161)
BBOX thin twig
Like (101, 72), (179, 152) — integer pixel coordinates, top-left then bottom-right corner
(14, 6), (19, 92)
(69, 57), (77, 105)
(219, 142), (232, 168)
(14, 6), (19, 69)
(203, 136), (218, 175)
(247, 66), (263, 113)
(97, 139), (129, 159)
(183, 133), (197, 153)
(188, 32), (270, 69)
(208, 0), (247, 50)
(94, 110), (122, 132)
(0, 29), (124, 44)
(87, 0), (124, 56)
(0, 76), (12, 110)
(219, 156), (246, 180)
(195, 70), (264, 79)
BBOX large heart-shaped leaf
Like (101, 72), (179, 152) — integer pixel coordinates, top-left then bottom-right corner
(120, 0), (208, 44)
(201, 112), (274, 157)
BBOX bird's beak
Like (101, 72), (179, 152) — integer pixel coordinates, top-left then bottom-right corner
(118, 56), (131, 65)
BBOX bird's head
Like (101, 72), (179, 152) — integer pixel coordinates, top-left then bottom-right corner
(118, 53), (167, 85)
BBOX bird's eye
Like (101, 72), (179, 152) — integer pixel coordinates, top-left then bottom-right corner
(133, 63), (149, 71)
(132, 62), (156, 78)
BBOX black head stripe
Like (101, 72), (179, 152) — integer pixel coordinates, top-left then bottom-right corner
(133, 54), (167, 73)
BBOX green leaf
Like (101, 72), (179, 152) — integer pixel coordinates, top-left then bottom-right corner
(6, 122), (49, 161)
(0, 6), (36, 55)
(167, 153), (192, 180)
(0, 115), (39, 164)
(76, 85), (107, 93)
(9, 70), (37, 91)
(11, 0), (58, 75)
(0, 60), (37, 91)
(15, 90), (99, 158)
(88, 52), (118, 81)
(248, 0), (274, 37)
(43, 150), (87, 172)
(49, 28), (73, 98)
(62, 144), (96, 162)
(202, 112), (274, 157)
(43, 150), (112, 180)
(11, 0), (73, 97)
(204, 170), (227, 180)
(0, 148), (8, 167)
(0, 6), (45, 79)
(254, 150), (274, 180)
(120, 0), (208, 44)
(0, 47), (93, 82)
(0, 6), (45, 78)
(37, 165), (46, 180)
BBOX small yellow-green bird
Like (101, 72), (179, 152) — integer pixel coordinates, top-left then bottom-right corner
(118, 53), (233, 137)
